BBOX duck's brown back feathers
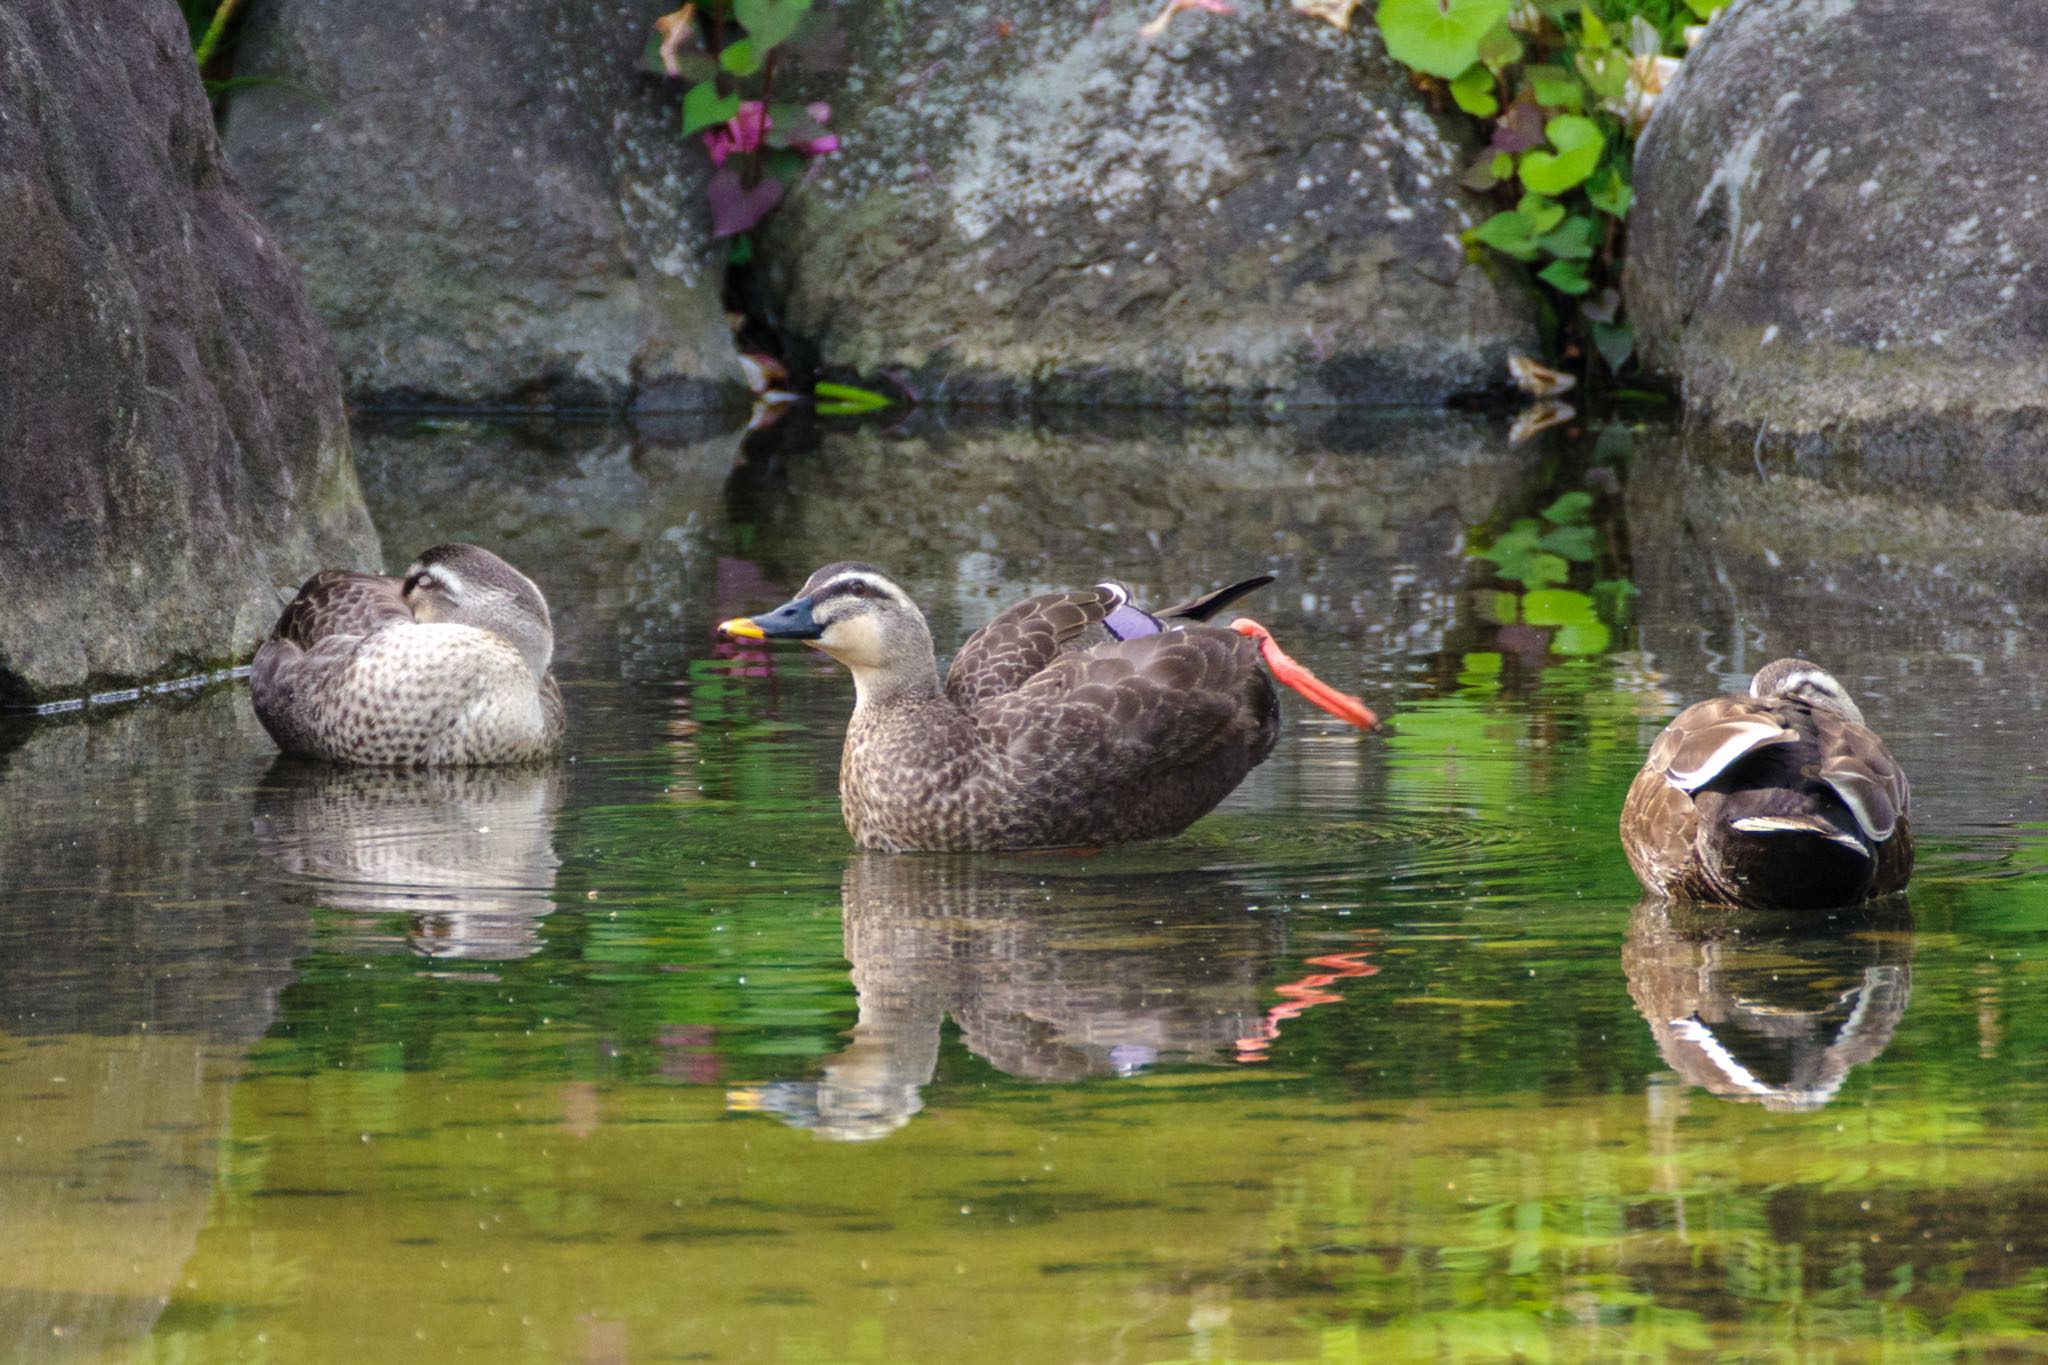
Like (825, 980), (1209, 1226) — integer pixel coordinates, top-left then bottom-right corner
(1621, 686), (1911, 909)
(847, 622), (1278, 852)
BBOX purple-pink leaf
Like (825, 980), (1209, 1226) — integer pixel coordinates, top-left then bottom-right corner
(1492, 98), (1546, 153)
(707, 167), (785, 237)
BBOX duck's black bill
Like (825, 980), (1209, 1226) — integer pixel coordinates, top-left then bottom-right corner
(719, 596), (822, 641)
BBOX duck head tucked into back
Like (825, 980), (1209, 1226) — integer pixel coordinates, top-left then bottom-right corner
(400, 542), (556, 682)
(721, 563), (1376, 853)
(252, 543), (565, 768)
(1620, 658), (1912, 910)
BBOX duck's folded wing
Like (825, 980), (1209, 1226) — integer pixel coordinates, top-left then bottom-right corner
(976, 628), (1267, 780)
(272, 570), (410, 647)
(1815, 714), (1909, 841)
(1649, 697), (1801, 792)
(945, 587), (1119, 709)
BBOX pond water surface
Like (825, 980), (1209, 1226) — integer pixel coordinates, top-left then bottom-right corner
(4, 411), (2048, 1362)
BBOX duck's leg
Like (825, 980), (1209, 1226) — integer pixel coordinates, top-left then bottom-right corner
(1230, 619), (1380, 732)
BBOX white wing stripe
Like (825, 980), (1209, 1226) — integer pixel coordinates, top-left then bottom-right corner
(1665, 721), (1795, 791)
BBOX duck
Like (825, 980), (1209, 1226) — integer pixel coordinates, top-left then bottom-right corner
(250, 543), (566, 766)
(718, 563), (1378, 852)
(1620, 659), (1911, 909)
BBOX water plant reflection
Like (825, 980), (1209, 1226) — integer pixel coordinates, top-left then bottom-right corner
(1622, 897), (1914, 1112)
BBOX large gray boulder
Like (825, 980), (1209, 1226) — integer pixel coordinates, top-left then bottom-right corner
(0, 0), (380, 707)
(762, 0), (1537, 406)
(1626, 0), (2048, 462)
(223, 0), (741, 410)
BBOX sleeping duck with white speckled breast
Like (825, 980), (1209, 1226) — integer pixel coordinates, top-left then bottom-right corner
(250, 543), (565, 767)
(719, 563), (1380, 852)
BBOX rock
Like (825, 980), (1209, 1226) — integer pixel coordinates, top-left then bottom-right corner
(223, 0), (742, 410)
(729, 410), (1541, 688)
(1626, 0), (2048, 459)
(0, 0), (381, 707)
(761, 1), (1537, 406)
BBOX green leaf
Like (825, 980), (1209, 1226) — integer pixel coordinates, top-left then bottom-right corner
(1376, 0), (1512, 79)
(641, 33), (669, 75)
(681, 80), (740, 137)
(1576, 48), (1630, 100)
(719, 38), (761, 76)
(1538, 259), (1592, 294)
(1475, 519), (1542, 567)
(1579, 7), (1611, 49)
(1591, 320), (1636, 372)
(1516, 193), (1565, 235)
(1460, 153), (1502, 192)
(1540, 490), (1594, 524)
(1522, 588), (1598, 626)
(1469, 210), (1540, 262)
(1519, 552), (1572, 588)
(733, 0), (810, 50)
(1538, 524), (1597, 562)
(1476, 22), (1523, 68)
(1519, 115), (1604, 195)
(1536, 214), (1597, 260)
(1587, 166), (1633, 217)
(1683, 0), (1730, 15)
(1450, 63), (1498, 117)
(1490, 151), (1516, 179)
(1551, 620), (1611, 656)
(1592, 424), (1635, 464)
(756, 149), (804, 184)
(1526, 64), (1583, 109)
(815, 380), (893, 416)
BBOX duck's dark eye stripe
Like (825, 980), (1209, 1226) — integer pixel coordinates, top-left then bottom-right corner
(815, 577), (884, 604)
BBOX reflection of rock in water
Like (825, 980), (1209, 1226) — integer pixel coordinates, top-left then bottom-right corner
(737, 855), (1286, 1142)
(350, 417), (745, 680)
(1623, 897), (1913, 1112)
(732, 414), (1540, 664)
(0, 695), (307, 1360)
(253, 760), (566, 960)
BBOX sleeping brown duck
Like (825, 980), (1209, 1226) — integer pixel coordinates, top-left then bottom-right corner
(1620, 659), (1911, 909)
(720, 563), (1379, 852)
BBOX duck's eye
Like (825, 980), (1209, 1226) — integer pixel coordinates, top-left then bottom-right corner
(844, 581), (870, 598)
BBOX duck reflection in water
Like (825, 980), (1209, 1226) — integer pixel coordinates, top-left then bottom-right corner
(1623, 897), (1913, 1113)
(731, 855), (1324, 1142)
(251, 762), (566, 960)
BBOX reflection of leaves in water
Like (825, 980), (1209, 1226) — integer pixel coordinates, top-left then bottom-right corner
(1467, 479), (1633, 661)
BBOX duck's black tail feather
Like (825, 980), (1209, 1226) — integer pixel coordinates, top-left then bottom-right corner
(1159, 575), (1274, 622)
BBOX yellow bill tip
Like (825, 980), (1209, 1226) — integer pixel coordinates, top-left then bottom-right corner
(719, 617), (766, 640)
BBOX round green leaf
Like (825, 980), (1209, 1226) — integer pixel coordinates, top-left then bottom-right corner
(1377, 0), (1512, 79)
(1550, 621), (1612, 656)
(1519, 115), (1604, 195)
(1522, 588), (1598, 627)
(1450, 64), (1499, 117)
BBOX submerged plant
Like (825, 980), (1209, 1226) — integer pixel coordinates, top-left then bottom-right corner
(1375, 0), (1731, 378)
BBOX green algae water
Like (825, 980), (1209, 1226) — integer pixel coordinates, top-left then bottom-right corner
(4, 412), (2048, 1362)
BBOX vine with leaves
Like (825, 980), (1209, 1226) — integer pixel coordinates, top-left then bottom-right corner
(1376, 0), (1729, 378)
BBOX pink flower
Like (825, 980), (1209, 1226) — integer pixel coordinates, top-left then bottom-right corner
(703, 101), (769, 166)
(701, 100), (840, 166)
(792, 102), (840, 158)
